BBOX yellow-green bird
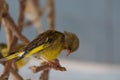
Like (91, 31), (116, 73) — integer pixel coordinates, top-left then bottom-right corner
(0, 30), (79, 66)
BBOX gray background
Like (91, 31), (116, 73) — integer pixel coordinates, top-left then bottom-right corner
(0, 0), (120, 64)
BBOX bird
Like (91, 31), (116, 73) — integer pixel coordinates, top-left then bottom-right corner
(0, 30), (79, 67)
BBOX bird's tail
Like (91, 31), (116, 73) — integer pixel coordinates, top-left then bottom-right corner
(0, 51), (23, 62)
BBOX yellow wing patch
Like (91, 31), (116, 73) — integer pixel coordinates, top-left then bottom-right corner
(25, 43), (49, 58)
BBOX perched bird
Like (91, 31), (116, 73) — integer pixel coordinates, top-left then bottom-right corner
(0, 30), (79, 66)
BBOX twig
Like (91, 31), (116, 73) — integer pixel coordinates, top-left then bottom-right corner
(0, 1), (28, 79)
(9, 0), (27, 52)
(0, 0), (4, 28)
(40, 70), (49, 80)
(10, 61), (23, 80)
(24, 0), (43, 33)
(1, 1), (13, 50)
(2, 15), (29, 45)
(1, 1), (29, 45)
(31, 64), (66, 73)
(3, 27), (13, 50)
(0, 1), (13, 79)
(0, 60), (13, 80)
(47, 0), (55, 30)
(3, 26), (14, 51)
(9, 1), (27, 80)
(1, 0), (13, 50)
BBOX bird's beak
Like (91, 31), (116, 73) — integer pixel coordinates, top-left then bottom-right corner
(66, 49), (71, 56)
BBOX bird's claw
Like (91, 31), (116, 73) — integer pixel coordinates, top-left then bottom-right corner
(47, 61), (60, 68)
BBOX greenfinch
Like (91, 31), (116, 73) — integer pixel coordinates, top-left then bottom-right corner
(0, 30), (79, 66)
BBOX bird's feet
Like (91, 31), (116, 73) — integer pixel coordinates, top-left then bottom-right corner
(47, 59), (60, 68)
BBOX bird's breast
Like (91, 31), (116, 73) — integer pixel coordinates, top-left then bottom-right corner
(40, 44), (63, 61)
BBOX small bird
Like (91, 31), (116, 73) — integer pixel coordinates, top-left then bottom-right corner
(0, 30), (79, 66)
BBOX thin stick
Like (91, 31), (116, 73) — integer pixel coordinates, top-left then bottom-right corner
(0, 1), (13, 79)
(9, 0), (27, 52)
(10, 62), (23, 80)
(1, 1), (29, 45)
(31, 64), (66, 73)
(24, 0), (43, 33)
(0, 60), (13, 80)
(10, 0), (27, 80)
(2, 15), (29, 45)
(47, 0), (55, 30)
(0, 0), (28, 79)
(0, 0), (4, 25)
(2, 22), (13, 50)
(1, 1), (13, 50)
(40, 70), (49, 80)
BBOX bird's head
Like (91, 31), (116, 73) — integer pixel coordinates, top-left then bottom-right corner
(64, 31), (79, 56)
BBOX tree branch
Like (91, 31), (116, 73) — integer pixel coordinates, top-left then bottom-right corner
(47, 0), (55, 30)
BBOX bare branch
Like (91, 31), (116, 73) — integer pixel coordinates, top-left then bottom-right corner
(40, 70), (49, 80)
(1, 1), (29, 45)
(0, 1), (28, 79)
(47, 0), (55, 30)
(0, 1), (13, 50)
(10, 62), (23, 80)
(3, 23), (13, 50)
(2, 15), (29, 45)
(0, 0), (5, 25)
(0, 1), (13, 79)
(25, 0), (43, 33)
(9, 1), (28, 80)
(0, 60), (13, 80)
(9, 0), (27, 52)
(31, 64), (66, 73)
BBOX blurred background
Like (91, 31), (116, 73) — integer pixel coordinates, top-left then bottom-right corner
(0, 0), (120, 80)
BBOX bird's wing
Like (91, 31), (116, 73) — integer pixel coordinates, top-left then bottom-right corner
(20, 30), (56, 58)
(22, 30), (55, 51)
